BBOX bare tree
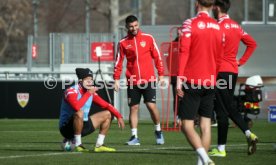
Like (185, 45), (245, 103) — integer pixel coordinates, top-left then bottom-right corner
(0, 0), (32, 63)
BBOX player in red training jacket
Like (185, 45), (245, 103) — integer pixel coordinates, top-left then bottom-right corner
(176, 0), (224, 164)
(209, 0), (258, 158)
(59, 68), (124, 152)
(113, 15), (165, 146)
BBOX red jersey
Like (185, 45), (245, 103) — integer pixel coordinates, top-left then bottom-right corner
(218, 15), (257, 73)
(178, 12), (224, 86)
(113, 30), (164, 85)
(65, 84), (122, 119)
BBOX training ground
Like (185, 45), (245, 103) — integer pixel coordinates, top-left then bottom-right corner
(0, 119), (275, 165)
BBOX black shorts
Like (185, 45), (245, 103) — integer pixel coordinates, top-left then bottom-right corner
(59, 116), (95, 139)
(127, 82), (156, 106)
(178, 83), (215, 120)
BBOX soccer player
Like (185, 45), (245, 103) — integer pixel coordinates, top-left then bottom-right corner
(59, 68), (125, 152)
(113, 15), (165, 145)
(176, 0), (223, 164)
(208, 0), (258, 157)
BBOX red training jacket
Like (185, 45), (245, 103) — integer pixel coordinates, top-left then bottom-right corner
(218, 15), (257, 73)
(178, 11), (224, 86)
(113, 30), (164, 85)
(65, 84), (122, 119)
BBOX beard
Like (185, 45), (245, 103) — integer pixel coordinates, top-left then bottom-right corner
(212, 9), (219, 20)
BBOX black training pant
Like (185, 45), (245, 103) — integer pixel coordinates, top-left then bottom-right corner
(215, 72), (249, 145)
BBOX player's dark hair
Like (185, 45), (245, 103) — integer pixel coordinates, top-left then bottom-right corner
(125, 15), (138, 25)
(214, 0), (231, 13)
(197, 0), (215, 7)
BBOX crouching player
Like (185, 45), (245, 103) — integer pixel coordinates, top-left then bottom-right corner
(59, 68), (125, 152)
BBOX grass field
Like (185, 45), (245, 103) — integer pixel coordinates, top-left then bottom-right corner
(0, 119), (275, 165)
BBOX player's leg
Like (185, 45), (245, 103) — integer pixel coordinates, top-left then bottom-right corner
(199, 88), (216, 164)
(209, 86), (229, 157)
(126, 85), (141, 145)
(198, 88), (215, 151)
(143, 82), (164, 144)
(225, 73), (258, 155)
(88, 110), (116, 152)
(179, 84), (214, 165)
(209, 72), (233, 157)
(73, 110), (84, 148)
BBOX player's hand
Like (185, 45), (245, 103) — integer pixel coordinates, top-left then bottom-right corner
(117, 118), (125, 130)
(237, 60), (241, 67)
(176, 77), (184, 98)
(87, 86), (98, 94)
(114, 80), (120, 92)
(176, 87), (184, 98)
(158, 76), (165, 87)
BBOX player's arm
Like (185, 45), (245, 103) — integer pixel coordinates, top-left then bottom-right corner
(177, 19), (192, 96)
(92, 93), (123, 119)
(113, 42), (125, 91)
(238, 30), (257, 66)
(150, 36), (164, 77)
(216, 31), (224, 74)
(92, 93), (125, 129)
(65, 88), (91, 111)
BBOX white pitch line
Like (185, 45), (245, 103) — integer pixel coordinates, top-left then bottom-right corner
(0, 143), (273, 159)
(0, 152), (81, 159)
(0, 131), (57, 133)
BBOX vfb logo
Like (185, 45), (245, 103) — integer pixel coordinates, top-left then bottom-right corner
(17, 93), (29, 108)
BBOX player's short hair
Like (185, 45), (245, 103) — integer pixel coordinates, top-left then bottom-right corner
(125, 15), (138, 25)
(214, 0), (231, 13)
(197, 0), (215, 7)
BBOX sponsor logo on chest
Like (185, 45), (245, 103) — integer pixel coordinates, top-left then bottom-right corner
(197, 21), (220, 30)
(224, 23), (240, 29)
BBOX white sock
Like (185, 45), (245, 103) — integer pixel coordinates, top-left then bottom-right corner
(96, 134), (105, 147)
(197, 156), (203, 165)
(131, 128), (138, 138)
(155, 124), (161, 131)
(245, 130), (251, 138)
(74, 134), (82, 146)
(196, 147), (209, 163)
(218, 144), (225, 152)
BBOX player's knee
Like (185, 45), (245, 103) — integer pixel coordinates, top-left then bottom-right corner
(103, 110), (112, 120)
(130, 104), (139, 111)
(217, 117), (229, 125)
(75, 110), (84, 119)
(146, 102), (156, 110)
(200, 124), (211, 134)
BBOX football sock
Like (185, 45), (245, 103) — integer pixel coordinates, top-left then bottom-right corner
(218, 144), (226, 151)
(197, 156), (203, 165)
(196, 147), (209, 163)
(74, 134), (82, 146)
(131, 128), (138, 138)
(245, 130), (252, 138)
(96, 134), (105, 147)
(155, 124), (161, 131)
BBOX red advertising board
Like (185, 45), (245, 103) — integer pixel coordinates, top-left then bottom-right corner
(91, 42), (114, 62)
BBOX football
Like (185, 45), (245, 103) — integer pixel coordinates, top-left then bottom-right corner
(61, 139), (75, 151)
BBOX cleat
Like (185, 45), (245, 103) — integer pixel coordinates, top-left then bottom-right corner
(204, 159), (215, 165)
(208, 148), (226, 157)
(155, 131), (165, 145)
(247, 133), (258, 155)
(74, 144), (89, 152)
(94, 145), (116, 152)
(126, 135), (140, 145)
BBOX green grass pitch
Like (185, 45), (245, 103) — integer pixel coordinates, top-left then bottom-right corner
(0, 119), (275, 165)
